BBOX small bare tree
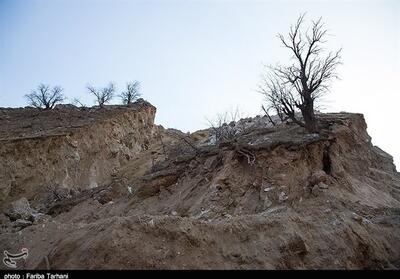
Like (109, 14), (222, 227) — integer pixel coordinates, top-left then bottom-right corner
(87, 82), (115, 108)
(120, 81), (141, 106)
(207, 107), (245, 143)
(259, 14), (342, 133)
(25, 84), (65, 110)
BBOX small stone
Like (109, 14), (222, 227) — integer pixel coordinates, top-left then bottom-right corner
(361, 218), (372, 225)
(68, 140), (78, 148)
(12, 219), (32, 229)
(264, 187), (275, 192)
(311, 185), (321, 197)
(6, 197), (36, 221)
(0, 213), (10, 225)
(331, 219), (339, 226)
(171, 211), (178, 216)
(278, 192), (288, 203)
(351, 212), (362, 222)
(263, 196), (273, 209)
(318, 182), (329, 189)
(309, 170), (328, 188)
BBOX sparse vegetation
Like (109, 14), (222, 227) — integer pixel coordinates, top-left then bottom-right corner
(259, 14), (342, 133)
(207, 108), (246, 143)
(120, 81), (141, 106)
(87, 82), (115, 108)
(25, 84), (65, 110)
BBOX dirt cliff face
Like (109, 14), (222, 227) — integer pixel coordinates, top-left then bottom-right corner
(0, 100), (156, 208)
(0, 105), (399, 270)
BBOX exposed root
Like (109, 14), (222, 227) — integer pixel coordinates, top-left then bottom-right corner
(236, 146), (256, 166)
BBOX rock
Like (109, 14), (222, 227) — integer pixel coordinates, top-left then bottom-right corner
(318, 182), (329, 189)
(263, 196), (273, 209)
(309, 170), (328, 186)
(264, 187), (275, 192)
(280, 235), (308, 257)
(70, 188), (80, 196)
(54, 187), (71, 200)
(67, 139), (79, 148)
(127, 186), (133, 195)
(351, 212), (362, 222)
(311, 185), (321, 196)
(171, 211), (178, 216)
(278, 192), (288, 203)
(362, 218), (372, 225)
(32, 213), (51, 225)
(12, 219), (32, 229)
(5, 197), (36, 221)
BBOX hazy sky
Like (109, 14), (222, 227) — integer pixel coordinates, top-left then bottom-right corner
(0, 0), (399, 167)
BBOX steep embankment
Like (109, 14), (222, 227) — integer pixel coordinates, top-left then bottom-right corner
(0, 100), (156, 209)
(0, 104), (399, 269)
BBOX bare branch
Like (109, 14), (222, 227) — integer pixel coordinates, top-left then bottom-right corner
(25, 84), (65, 110)
(120, 81), (141, 106)
(87, 82), (115, 107)
(259, 14), (341, 133)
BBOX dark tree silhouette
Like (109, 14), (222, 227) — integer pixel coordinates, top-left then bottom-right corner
(87, 82), (115, 108)
(259, 14), (342, 133)
(120, 81), (141, 106)
(25, 84), (65, 110)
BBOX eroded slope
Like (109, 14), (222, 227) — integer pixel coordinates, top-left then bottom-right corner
(0, 110), (399, 269)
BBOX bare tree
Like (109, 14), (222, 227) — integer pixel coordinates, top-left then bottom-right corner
(25, 84), (65, 110)
(120, 81), (141, 106)
(87, 82), (115, 108)
(259, 14), (342, 133)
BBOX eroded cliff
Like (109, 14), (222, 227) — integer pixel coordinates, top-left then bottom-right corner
(0, 100), (156, 209)
(0, 103), (399, 269)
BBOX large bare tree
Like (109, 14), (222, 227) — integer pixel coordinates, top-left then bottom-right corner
(87, 82), (115, 108)
(259, 14), (342, 133)
(120, 81), (141, 106)
(25, 84), (65, 110)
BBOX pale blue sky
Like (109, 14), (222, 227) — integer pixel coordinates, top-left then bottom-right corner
(0, 0), (399, 167)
